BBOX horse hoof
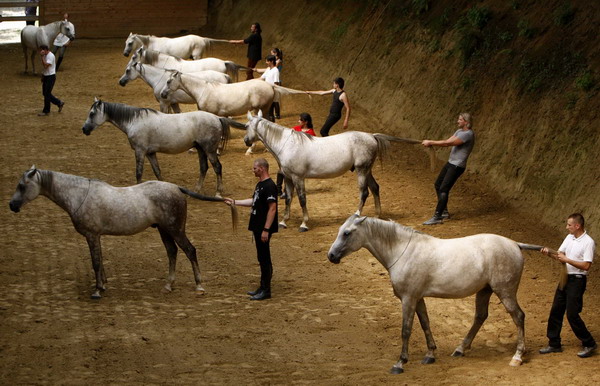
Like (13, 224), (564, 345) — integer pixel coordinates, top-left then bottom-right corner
(162, 286), (173, 294)
(299, 226), (309, 232)
(451, 350), (464, 357)
(390, 366), (404, 374)
(90, 292), (102, 299)
(195, 286), (206, 295)
(421, 356), (435, 365)
(509, 358), (522, 367)
(278, 223), (287, 229)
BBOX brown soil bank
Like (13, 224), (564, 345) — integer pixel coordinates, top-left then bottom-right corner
(205, 0), (600, 229)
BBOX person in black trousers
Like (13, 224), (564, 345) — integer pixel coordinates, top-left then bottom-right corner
(38, 45), (65, 116)
(539, 213), (597, 358)
(224, 158), (278, 300)
(307, 77), (351, 137)
(229, 22), (262, 80)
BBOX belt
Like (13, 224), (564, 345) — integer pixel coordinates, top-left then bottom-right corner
(568, 274), (586, 279)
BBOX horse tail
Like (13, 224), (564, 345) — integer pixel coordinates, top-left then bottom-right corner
(372, 135), (391, 164)
(218, 117), (232, 151)
(373, 133), (436, 171)
(179, 187), (238, 231)
(224, 62), (249, 82)
(220, 117), (246, 131)
(273, 85), (311, 100)
(517, 243), (567, 290)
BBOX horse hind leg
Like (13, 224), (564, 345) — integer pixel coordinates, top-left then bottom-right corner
(157, 227), (178, 292)
(206, 150), (223, 197)
(294, 179), (310, 232)
(85, 234), (106, 299)
(416, 298), (437, 364)
(496, 289), (526, 366)
(171, 230), (204, 294)
(355, 171), (369, 216)
(146, 153), (162, 181)
(195, 146), (209, 193)
(30, 50), (37, 75)
(452, 285), (493, 357)
(278, 177), (294, 230)
(366, 173), (381, 217)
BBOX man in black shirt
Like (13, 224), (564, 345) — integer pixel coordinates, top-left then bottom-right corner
(229, 22), (263, 80)
(224, 158), (278, 300)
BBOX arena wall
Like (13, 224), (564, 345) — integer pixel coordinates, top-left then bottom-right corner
(39, 0), (208, 38)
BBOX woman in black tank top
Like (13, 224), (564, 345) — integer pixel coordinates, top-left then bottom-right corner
(306, 77), (351, 137)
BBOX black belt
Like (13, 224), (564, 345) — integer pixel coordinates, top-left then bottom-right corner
(568, 274), (586, 279)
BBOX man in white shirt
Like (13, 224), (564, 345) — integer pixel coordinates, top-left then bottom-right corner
(539, 213), (596, 358)
(38, 45), (65, 116)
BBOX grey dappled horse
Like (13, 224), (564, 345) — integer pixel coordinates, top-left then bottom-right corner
(21, 20), (75, 74)
(9, 167), (237, 299)
(328, 214), (532, 373)
(244, 111), (421, 231)
(82, 98), (236, 197)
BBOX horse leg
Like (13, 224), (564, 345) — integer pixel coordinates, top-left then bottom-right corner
(206, 150), (223, 198)
(172, 103), (182, 113)
(22, 46), (28, 74)
(134, 149), (145, 183)
(366, 173), (381, 217)
(355, 171), (369, 216)
(195, 147), (209, 193)
(416, 298), (437, 364)
(278, 177), (294, 229)
(84, 234), (105, 299)
(452, 285), (493, 357)
(391, 299), (417, 374)
(294, 178), (310, 232)
(30, 50), (37, 75)
(157, 227), (178, 292)
(159, 100), (169, 113)
(146, 153), (162, 181)
(171, 230), (204, 294)
(496, 289), (526, 366)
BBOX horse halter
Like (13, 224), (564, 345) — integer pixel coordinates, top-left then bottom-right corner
(386, 229), (413, 270)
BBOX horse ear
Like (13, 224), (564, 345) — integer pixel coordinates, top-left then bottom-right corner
(94, 96), (99, 102)
(257, 110), (263, 118)
(27, 166), (37, 178)
(247, 111), (253, 120)
(354, 215), (368, 225)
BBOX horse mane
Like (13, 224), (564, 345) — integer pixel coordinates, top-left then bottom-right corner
(258, 118), (315, 144)
(364, 217), (425, 251)
(99, 101), (158, 127)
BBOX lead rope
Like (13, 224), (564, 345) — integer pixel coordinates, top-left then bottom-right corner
(386, 230), (413, 270)
(73, 179), (91, 216)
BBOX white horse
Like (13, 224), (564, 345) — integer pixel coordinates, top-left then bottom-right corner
(132, 46), (248, 81)
(160, 71), (308, 117)
(328, 214), (532, 374)
(9, 167), (237, 299)
(123, 33), (229, 59)
(243, 112), (422, 231)
(21, 20), (75, 74)
(82, 98), (238, 197)
(119, 61), (231, 113)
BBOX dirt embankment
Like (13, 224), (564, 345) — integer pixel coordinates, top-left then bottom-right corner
(205, 0), (600, 230)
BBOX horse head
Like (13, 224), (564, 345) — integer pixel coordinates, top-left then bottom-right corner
(243, 110), (264, 146)
(9, 166), (42, 213)
(123, 33), (141, 57)
(82, 98), (106, 135)
(160, 70), (181, 99)
(61, 20), (75, 41)
(119, 60), (141, 86)
(328, 214), (368, 264)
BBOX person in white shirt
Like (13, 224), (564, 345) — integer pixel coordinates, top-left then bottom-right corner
(38, 45), (64, 116)
(52, 13), (72, 71)
(539, 213), (596, 358)
(254, 54), (280, 122)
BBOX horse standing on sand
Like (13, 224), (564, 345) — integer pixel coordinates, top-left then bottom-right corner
(82, 98), (236, 197)
(243, 112), (423, 231)
(9, 167), (238, 299)
(133, 46), (248, 81)
(123, 33), (229, 59)
(160, 71), (308, 118)
(119, 61), (231, 113)
(21, 19), (75, 74)
(327, 214), (547, 373)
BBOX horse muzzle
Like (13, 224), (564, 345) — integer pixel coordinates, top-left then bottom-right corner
(9, 200), (21, 213)
(243, 138), (253, 147)
(328, 252), (341, 264)
(160, 89), (169, 99)
(119, 77), (128, 87)
(82, 125), (93, 136)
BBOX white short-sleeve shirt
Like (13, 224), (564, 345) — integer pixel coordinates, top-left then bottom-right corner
(559, 231), (595, 275)
(42, 51), (57, 76)
(260, 67), (280, 85)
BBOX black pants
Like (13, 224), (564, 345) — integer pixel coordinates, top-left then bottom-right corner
(253, 230), (273, 291)
(42, 74), (62, 114)
(433, 162), (465, 216)
(246, 58), (258, 80)
(547, 275), (595, 348)
(319, 112), (341, 137)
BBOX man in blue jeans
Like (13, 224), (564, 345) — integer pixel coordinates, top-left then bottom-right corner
(539, 213), (596, 358)
(421, 113), (475, 225)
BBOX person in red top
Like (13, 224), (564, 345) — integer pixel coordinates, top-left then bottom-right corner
(277, 113), (315, 196)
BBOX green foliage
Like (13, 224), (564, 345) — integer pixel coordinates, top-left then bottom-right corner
(454, 6), (492, 65)
(412, 0), (430, 15)
(511, 0), (520, 10)
(427, 38), (441, 53)
(330, 21), (349, 44)
(461, 77), (474, 90)
(517, 19), (537, 39)
(498, 31), (513, 43)
(518, 50), (586, 93)
(565, 92), (578, 110)
(553, 2), (576, 26)
(575, 71), (595, 91)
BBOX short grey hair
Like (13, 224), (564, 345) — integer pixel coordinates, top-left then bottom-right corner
(460, 112), (473, 129)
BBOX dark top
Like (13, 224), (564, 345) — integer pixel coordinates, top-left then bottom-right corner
(243, 33), (262, 61)
(329, 90), (345, 115)
(248, 178), (278, 233)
